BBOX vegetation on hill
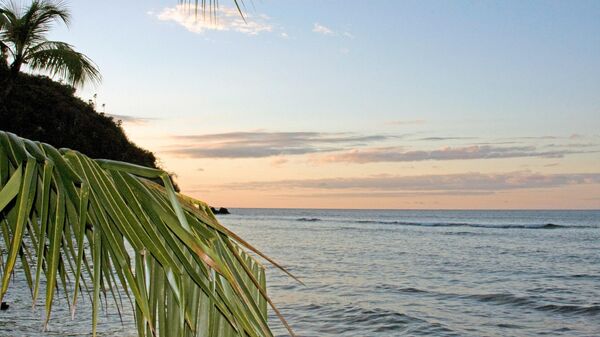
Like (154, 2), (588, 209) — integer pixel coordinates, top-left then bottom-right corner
(0, 73), (158, 168)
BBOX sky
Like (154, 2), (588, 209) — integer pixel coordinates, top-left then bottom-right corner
(45, 0), (600, 209)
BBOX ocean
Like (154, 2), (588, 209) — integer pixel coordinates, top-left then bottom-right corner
(1, 209), (599, 336)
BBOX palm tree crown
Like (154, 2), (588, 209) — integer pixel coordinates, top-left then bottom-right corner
(0, 0), (100, 87)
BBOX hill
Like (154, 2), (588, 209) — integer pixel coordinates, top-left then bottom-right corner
(0, 73), (158, 168)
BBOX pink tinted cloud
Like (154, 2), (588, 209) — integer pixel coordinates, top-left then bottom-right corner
(312, 145), (583, 164)
(214, 171), (600, 192)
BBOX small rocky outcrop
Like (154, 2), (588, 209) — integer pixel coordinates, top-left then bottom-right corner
(210, 207), (230, 215)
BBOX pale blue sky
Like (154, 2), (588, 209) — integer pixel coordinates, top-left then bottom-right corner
(50, 0), (599, 133)
(43, 0), (600, 208)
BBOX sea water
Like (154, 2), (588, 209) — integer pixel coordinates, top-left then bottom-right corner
(1, 209), (599, 336)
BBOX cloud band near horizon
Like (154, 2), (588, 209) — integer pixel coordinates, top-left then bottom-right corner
(207, 171), (600, 193)
(164, 131), (592, 162)
(167, 131), (392, 158)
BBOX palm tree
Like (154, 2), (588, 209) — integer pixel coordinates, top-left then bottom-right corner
(0, 0), (101, 100)
(0, 130), (298, 336)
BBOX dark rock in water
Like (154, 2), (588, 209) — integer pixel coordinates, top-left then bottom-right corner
(0, 302), (8, 310)
(210, 207), (230, 215)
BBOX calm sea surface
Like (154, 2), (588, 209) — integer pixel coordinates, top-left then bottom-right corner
(2, 209), (599, 336)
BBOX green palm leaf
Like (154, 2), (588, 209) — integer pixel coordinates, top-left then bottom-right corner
(0, 130), (297, 337)
(27, 41), (101, 86)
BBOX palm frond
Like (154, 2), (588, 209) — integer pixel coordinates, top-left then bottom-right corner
(0, 130), (296, 337)
(0, 3), (20, 50)
(178, 0), (246, 20)
(0, 8), (7, 30)
(26, 0), (71, 28)
(26, 40), (101, 86)
(0, 0), (69, 53)
(0, 1), (99, 88)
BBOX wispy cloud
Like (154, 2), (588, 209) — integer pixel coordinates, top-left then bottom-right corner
(515, 135), (559, 140)
(313, 145), (588, 164)
(386, 119), (426, 126)
(165, 130), (594, 162)
(544, 142), (599, 149)
(167, 131), (391, 158)
(417, 136), (478, 141)
(215, 172), (600, 193)
(156, 5), (272, 35)
(277, 191), (495, 198)
(342, 31), (355, 39)
(312, 23), (334, 35)
(312, 23), (354, 39)
(270, 157), (288, 167)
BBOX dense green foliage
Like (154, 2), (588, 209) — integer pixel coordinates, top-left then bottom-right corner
(0, 73), (158, 168)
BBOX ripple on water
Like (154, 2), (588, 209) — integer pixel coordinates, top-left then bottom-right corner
(276, 302), (459, 337)
(375, 283), (600, 318)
